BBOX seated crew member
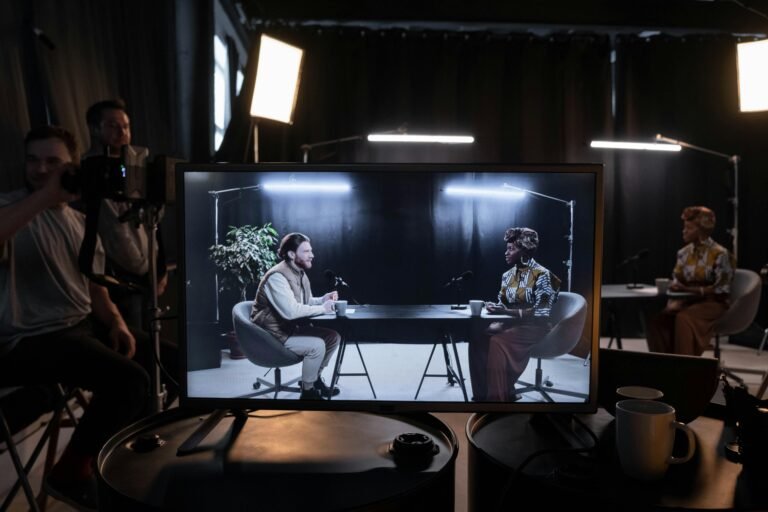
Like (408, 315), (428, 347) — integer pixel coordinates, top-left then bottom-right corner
(646, 206), (734, 356)
(469, 227), (560, 402)
(250, 232), (341, 400)
(84, 99), (178, 402)
(0, 126), (150, 511)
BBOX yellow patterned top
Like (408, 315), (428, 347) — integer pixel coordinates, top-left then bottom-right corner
(672, 237), (734, 295)
(498, 258), (561, 318)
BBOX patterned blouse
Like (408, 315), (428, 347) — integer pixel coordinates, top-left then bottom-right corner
(498, 258), (561, 318)
(672, 237), (734, 295)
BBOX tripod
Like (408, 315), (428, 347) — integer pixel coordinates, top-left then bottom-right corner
(142, 202), (168, 414)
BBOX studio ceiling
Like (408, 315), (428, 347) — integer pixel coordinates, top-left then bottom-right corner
(236, 0), (768, 34)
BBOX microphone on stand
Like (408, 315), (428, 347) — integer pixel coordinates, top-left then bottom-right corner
(445, 270), (473, 309)
(617, 248), (650, 268)
(324, 269), (350, 288)
(617, 249), (650, 289)
(443, 270), (474, 288)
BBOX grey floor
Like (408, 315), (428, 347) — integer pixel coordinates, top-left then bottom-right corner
(187, 340), (590, 403)
(3, 335), (767, 512)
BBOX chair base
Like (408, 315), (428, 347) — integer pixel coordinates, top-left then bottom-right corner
(715, 334), (768, 399)
(515, 363), (588, 403)
(720, 365), (768, 399)
(237, 368), (302, 399)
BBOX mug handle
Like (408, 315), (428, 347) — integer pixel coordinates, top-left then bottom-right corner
(668, 421), (696, 464)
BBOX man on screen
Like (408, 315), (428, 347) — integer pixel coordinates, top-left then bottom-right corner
(250, 232), (341, 400)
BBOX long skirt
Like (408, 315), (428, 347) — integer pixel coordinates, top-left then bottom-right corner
(646, 299), (728, 356)
(469, 323), (550, 402)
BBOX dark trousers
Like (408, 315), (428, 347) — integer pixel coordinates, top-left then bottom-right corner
(0, 317), (150, 456)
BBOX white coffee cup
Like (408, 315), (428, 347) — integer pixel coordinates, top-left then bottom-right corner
(616, 386), (664, 401)
(655, 278), (671, 295)
(334, 300), (348, 316)
(469, 300), (484, 317)
(616, 399), (695, 480)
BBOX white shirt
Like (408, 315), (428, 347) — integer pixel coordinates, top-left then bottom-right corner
(262, 273), (325, 320)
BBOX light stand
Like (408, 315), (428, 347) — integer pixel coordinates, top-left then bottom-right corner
(503, 184), (574, 292)
(208, 185), (261, 322)
(143, 203), (166, 413)
(654, 134), (740, 261)
(300, 125), (474, 163)
(300, 134), (364, 163)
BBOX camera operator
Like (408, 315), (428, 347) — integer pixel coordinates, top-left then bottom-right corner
(84, 99), (169, 329)
(0, 125), (150, 510)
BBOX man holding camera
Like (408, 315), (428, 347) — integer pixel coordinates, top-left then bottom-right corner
(0, 125), (150, 511)
(84, 99), (168, 330)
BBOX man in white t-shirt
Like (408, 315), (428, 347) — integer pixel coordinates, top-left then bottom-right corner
(0, 126), (149, 511)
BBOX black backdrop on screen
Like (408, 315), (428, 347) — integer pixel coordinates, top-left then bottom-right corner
(180, 163), (601, 411)
(182, 165), (599, 335)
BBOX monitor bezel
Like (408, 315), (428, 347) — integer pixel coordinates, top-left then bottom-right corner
(177, 162), (603, 413)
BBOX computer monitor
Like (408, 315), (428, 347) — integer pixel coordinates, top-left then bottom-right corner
(178, 163), (603, 413)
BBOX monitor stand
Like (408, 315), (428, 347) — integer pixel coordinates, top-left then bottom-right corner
(176, 409), (246, 456)
(529, 412), (597, 452)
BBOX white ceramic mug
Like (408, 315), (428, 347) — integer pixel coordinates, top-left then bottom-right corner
(469, 300), (484, 317)
(616, 386), (664, 401)
(334, 300), (348, 316)
(616, 399), (695, 480)
(655, 278), (671, 295)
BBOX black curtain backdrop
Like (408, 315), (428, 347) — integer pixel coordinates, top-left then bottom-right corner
(607, 34), (768, 288)
(185, 167), (598, 358)
(216, 28), (612, 165)
(0, 0), (182, 191)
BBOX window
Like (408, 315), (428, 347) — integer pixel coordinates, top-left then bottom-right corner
(213, 35), (230, 151)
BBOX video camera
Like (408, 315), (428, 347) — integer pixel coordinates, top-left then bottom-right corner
(63, 145), (178, 205)
(72, 145), (181, 290)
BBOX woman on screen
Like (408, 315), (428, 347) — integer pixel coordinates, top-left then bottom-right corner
(646, 206), (734, 356)
(469, 227), (561, 402)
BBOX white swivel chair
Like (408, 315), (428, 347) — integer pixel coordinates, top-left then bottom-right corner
(515, 292), (589, 402)
(712, 268), (767, 397)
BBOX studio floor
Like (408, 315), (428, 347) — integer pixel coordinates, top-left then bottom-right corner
(187, 338), (590, 402)
(2, 336), (766, 512)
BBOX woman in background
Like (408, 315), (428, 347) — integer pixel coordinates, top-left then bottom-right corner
(469, 227), (560, 402)
(646, 206), (734, 356)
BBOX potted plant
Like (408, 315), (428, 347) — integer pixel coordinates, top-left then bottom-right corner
(209, 223), (279, 358)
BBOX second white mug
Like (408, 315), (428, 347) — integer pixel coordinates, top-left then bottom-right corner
(616, 399), (695, 480)
(468, 300), (484, 317)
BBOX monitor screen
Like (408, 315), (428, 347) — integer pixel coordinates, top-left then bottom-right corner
(178, 163), (603, 413)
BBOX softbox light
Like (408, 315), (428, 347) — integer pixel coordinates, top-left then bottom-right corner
(737, 39), (768, 113)
(249, 35), (303, 124)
